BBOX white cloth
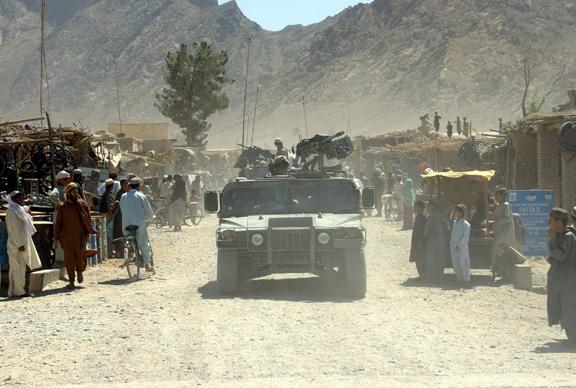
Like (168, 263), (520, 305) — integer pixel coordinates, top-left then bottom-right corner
(97, 180), (121, 197)
(159, 181), (172, 199)
(450, 218), (471, 282)
(6, 198), (36, 237)
(120, 189), (154, 264)
(5, 208), (42, 297)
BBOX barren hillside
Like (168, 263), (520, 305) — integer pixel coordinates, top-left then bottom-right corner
(1, 0), (575, 147)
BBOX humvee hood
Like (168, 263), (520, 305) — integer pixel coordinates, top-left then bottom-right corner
(220, 214), (361, 230)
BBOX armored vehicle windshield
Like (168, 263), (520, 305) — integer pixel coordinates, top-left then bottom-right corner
(221, 179), (360, 217)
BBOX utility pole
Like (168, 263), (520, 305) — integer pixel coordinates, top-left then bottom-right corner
(241, 37), (252, 148)
(250, 85), (260, 146)
(39, 0), (45, 124)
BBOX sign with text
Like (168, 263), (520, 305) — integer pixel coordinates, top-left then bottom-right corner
(508, 190), (555, 256)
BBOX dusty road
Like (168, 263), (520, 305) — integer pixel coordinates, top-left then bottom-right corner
(1, 217), (575, 387)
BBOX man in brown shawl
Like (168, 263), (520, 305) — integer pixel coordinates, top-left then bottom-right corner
(53, 182), (98, 289)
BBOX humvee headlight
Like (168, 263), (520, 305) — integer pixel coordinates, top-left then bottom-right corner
(251, 233), (264, 247)
(222, 229), (235, 240)
(317, 232), (330, 245)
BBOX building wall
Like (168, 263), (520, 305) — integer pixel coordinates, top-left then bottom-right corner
(108, 123), (169, 139)
(561, 152), (576, 209)
(537, 125), (561, 206)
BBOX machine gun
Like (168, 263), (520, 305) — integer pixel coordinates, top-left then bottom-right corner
(294, 131), (353, 173)
(234, 144), (275, 168)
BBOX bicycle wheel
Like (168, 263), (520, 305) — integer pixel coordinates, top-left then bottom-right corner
(124, 239), (140, 281)
(384, 198), (393, 221)
(154, 211), (167, 228)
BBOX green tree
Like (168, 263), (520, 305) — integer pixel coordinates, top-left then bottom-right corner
(155, 42), (233, 147)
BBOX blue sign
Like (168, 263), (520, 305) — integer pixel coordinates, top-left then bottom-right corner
(508, 190), (555, 256)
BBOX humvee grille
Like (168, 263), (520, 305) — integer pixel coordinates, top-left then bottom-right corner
(272, 229), (310, 250)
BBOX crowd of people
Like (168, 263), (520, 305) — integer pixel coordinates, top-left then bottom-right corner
(4, 168), (157, 294)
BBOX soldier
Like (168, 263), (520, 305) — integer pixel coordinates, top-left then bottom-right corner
(274, 138), (289, 158)
(434, 112), (441, 132)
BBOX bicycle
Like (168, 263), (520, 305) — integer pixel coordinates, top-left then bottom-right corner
(187, 201), (203, 225)
(383, 193), (399, 221)
(114, 225), (155, 281)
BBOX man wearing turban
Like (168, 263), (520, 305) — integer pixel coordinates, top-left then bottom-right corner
(53, 183), (98, 289)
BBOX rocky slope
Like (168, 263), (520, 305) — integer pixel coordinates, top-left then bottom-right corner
(1, 0), (575, 147)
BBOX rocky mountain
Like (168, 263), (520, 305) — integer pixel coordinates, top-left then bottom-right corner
(1, 0), (575, 147)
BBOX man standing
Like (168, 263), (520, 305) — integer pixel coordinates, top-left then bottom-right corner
(120, 178), (154, 271)
(98, 171), (121, 198)
(53, 183), (98, 289)
(112, 178), (130, 257)
(424, 199), (450, 282)
(491, 187), (516, 279)
(99, 179), (116, 257)
(159, 175), (172, 207)
(450, 204), (471, 285)
(547, 208), (576, 343)
(446, 121), (453, 138)
(434, 112), (441, 133)
(5, 191), (42, 298)
(463, 117), (470, 138)
(49, 170), (70, 210)
(169, 174), (187, 232)
(372, 169), (385, 217)
(72, 169), (85, 199)
(410, 200), (428, 278)
(456, 116), (462, 135)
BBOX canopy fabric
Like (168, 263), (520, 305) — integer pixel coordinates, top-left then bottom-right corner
(422, 170), (495, 181)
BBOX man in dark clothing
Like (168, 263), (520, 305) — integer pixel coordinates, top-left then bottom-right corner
(547, 208), (576, 343)
(456, 116), (462, 135)
(410, 200), (428, 277)
(446, 121), (453, 138)
(434, 112), (441, 132)
(112, 179), (130, 257)
(73, 169), (85, 199)
(169, 175), (188, 232)
(372, 169), (385, 217)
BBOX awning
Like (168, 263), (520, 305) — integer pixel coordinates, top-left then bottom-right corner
(422, 170), (495, 181)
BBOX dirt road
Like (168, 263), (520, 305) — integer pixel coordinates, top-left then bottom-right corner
(1, 217), (574, 387)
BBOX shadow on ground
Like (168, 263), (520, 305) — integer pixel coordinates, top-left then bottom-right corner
(198, 277), (360, 303)
(534, 339), (576, 354)
(401, 273), (501, 290)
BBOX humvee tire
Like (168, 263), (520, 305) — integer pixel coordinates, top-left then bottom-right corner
(343, 247), (367, 298)
(217, 249), (239, 294)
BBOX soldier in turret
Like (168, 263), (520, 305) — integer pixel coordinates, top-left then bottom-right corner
(274, 138), (289, 158)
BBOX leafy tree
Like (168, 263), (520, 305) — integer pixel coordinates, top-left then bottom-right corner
(155, 42), (233, 147)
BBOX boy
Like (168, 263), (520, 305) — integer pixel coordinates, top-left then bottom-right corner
(547, 208), (576, 343)
(409, 200), (427, 277)
(450, 204), (471, 285)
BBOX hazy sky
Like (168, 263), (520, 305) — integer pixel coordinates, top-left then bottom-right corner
(217, 0), (370, 31)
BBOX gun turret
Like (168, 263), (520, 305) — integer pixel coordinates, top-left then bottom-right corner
(294, 132), (353, 174)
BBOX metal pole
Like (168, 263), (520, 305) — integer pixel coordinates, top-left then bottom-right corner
(114, 58), (124, 135)
(39, 0), (45, 124)
(302, 96), (309, 138)
(46, 112), (56, 188)
(241, 37), (252, 148)
(250, 85), (259, 146)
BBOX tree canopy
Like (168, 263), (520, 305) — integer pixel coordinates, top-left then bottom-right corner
(155, 42), (233, 147)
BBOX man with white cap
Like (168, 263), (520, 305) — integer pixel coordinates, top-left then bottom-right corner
(5, 191), (42, 297)
(120, 177), (154, 271)
(97, 171), (121, 198)
(49, 170), (71, 262)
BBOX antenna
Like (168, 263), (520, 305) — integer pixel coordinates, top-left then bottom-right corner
(39, 0), (45, 124)
(302, 96), (309, 138)
(250, 85), (260, 146)
(241, 37), (252, 148)
(114, 57), (124, 135)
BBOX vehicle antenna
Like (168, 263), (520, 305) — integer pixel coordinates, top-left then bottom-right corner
(241, 37), (252, 148)
(250, 85), (260, 146)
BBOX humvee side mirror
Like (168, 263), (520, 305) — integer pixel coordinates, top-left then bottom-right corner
(204, 191), (220, 213)
(362, 187), (375, 209)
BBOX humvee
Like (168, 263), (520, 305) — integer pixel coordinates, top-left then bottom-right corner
(204, 175), (375, 298)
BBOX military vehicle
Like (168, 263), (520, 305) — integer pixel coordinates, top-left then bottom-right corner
(205, 133), (375, 298)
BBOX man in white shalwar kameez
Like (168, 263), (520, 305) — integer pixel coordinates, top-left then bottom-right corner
(5, 191), (41, 297)
(450, 204), (471, 283)
(120, 177), (154, 270)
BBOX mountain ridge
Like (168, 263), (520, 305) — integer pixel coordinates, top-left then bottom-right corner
(0, 0), (575, 147)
